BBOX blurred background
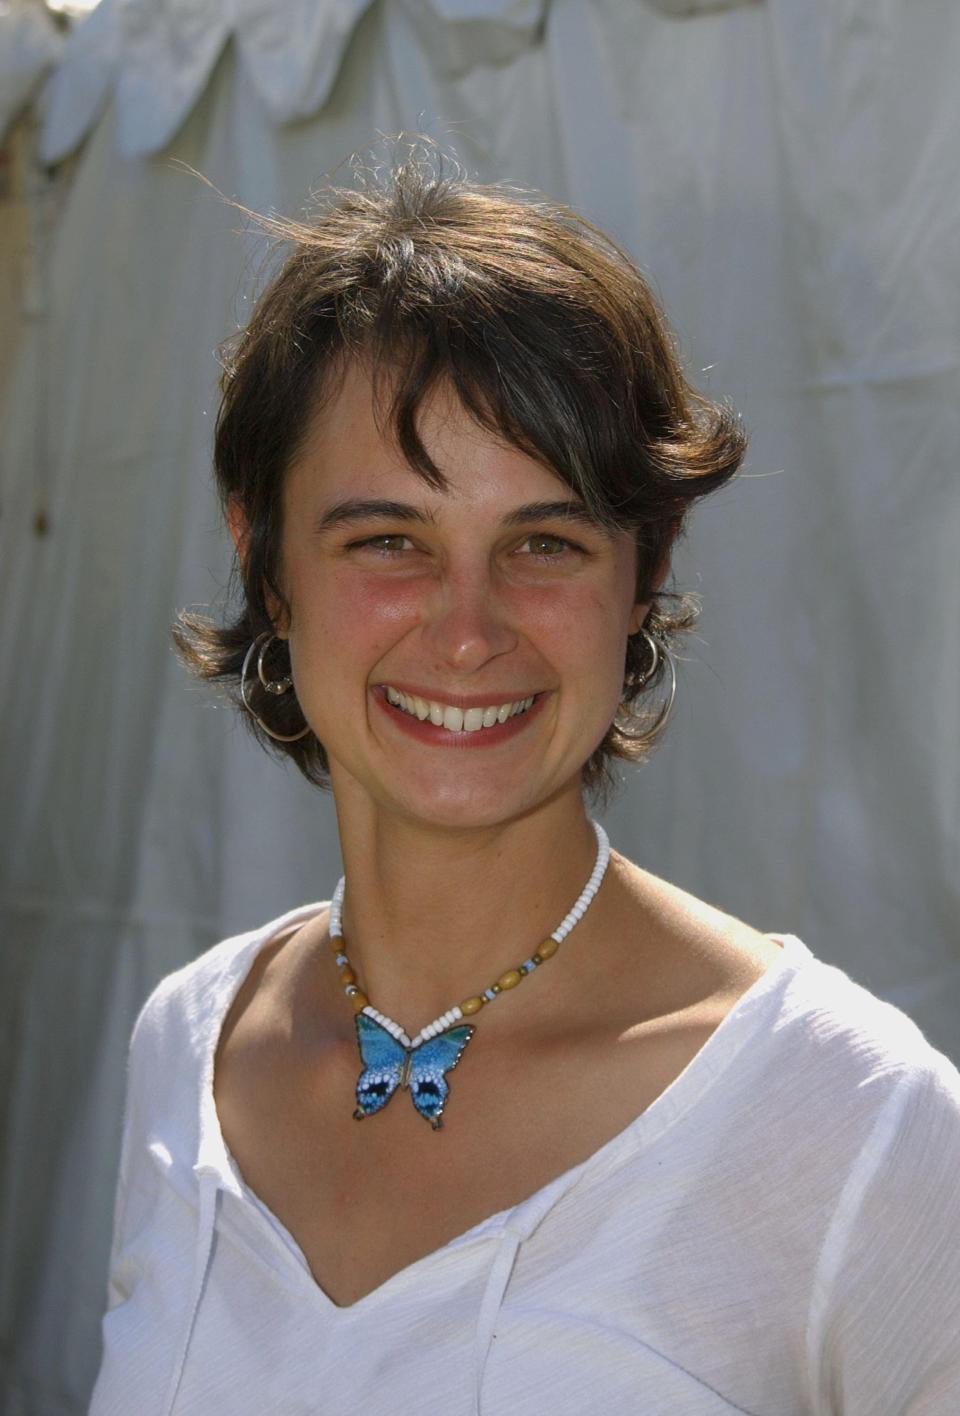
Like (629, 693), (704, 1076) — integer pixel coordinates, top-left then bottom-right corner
(1, 0), (958, 1409)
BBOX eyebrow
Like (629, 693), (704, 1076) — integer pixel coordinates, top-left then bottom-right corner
(313, 498), (615, 537)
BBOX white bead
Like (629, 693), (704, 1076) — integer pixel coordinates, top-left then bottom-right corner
(329, 877), (346, 936)
(451, 1006), (463, 1021)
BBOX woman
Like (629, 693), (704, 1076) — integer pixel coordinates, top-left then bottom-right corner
(90, 154), (960, 1414)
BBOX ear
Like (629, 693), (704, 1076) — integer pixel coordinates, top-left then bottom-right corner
(226, 495), (250, 562)
(628, 601), (650, 637)
(628, 549), (671, 636)
(225, 496), (288, 637)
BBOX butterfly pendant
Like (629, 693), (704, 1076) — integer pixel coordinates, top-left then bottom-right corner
(352, 1012), (475, 1129)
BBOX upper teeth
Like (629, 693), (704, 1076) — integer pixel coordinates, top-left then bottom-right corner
(384, 687), (536, 732)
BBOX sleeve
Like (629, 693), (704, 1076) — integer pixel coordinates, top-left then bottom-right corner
(100, 986), (164, 1312)
(817, 1054), (960, 1414)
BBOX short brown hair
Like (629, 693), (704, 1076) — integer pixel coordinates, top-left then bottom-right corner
(174, 144), (746, 805)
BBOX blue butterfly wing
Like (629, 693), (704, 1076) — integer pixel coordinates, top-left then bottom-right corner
(353, 1013), (407, 1119)
(408, 1024), (475, 1129)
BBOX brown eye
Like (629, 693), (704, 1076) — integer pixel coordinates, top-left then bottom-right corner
(348, 535), (413, 556)
(520, 534), (581, 559)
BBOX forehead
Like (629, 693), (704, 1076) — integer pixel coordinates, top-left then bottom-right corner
(285, 358), (576, 508)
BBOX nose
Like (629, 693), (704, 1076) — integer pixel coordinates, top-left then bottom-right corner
(419, 565), (519, 675)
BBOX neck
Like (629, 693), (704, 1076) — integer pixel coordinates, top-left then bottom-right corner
(327, 786), (606, 1037)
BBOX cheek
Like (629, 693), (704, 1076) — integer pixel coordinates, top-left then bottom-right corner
(345, 578), (422, 632)
(287, 568), (421, 663)
(519, 585), (633, 708)
(537, 584), (632, 652)
(567, 585), (635, 705)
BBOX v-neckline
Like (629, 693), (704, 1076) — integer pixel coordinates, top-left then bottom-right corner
(197, 902), (808, 1314)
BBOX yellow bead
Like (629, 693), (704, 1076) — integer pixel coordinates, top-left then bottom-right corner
(339, 966), (356, 986)
(497, 969), (522, 990)
(460, 996), (485, 1015)
(537, 937), (559, 959)
(330, 935), (344, 951)
(350, 991), (368, 1012)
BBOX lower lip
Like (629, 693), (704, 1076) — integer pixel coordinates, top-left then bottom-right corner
(372, 686), (549, 748)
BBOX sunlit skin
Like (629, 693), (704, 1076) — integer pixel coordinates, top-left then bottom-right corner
(229, 360), (662, 1034)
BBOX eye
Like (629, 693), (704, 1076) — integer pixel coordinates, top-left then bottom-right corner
(517, 533), (583, 560)
(347, 534), (415, 557)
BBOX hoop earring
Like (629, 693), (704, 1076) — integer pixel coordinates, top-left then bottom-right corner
(613, 628), (677, 742)
(240, 633), (312, 743)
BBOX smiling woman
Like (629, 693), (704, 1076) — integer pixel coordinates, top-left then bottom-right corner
(89, 144), (960, 1416)
(172, 148), (744, 803)
(219, 355), (669, 832)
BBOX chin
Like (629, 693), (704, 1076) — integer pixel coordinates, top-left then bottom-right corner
(396, 784), (536, 832)
(387, 761), (585, 834)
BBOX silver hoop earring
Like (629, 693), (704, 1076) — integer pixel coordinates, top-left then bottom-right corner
(240, 633), (312, 743)
(614, 629), (677, 741)
(257, 636), (293, 694)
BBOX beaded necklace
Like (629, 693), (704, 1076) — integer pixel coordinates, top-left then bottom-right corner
(328, 820), (610, 1129)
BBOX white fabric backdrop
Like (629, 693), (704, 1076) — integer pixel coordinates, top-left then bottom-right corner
(1, 0), (958, 1410)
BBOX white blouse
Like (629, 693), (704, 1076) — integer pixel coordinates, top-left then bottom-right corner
(89, 902), (960, 1415)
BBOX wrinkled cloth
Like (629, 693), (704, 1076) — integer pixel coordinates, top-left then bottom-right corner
(89, 903), (960, 1415)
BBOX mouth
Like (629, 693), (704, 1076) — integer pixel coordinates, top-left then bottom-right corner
(372, 684), (548, 747)
(382, 684), (538, 731)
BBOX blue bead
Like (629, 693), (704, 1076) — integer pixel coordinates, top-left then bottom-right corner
(483, 988), (497, 1002)
(521, 959), (538, 972)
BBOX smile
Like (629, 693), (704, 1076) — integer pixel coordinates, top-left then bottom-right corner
(383, 686), (537, 733)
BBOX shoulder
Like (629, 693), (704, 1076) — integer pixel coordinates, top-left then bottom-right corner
(112, 902), (329, 1197)
(811, 1025), (960, 1403)
(599, 851), (789, 1031)
(127, 902), (329, 1067)
(610, 850), (951, 1088)
(774, 945), (959, 1097)
(713, 935), (960, 1246)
